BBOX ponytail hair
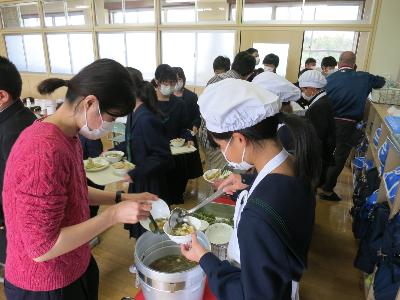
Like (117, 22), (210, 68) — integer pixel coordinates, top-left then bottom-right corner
(277, 113), (321, 189)
(209, 113), (321, 190)
(37, 78), (68, 95)
(37, 59), (136, 117)
(137, 81), (161, 115)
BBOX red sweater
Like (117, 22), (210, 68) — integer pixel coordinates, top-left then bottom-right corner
(2, 121), (91, 291)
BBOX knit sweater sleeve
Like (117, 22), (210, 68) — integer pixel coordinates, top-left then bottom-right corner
(14, 138), (71, 259)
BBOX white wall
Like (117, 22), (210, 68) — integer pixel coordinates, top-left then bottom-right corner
(368, 0), (400, 82)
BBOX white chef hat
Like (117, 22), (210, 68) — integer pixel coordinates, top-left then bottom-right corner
(298, 70), (327, 89)
(198, 78), (281, 133)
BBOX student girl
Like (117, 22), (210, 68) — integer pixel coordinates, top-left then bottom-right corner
(118, 68), (173, 238)
(152, 64), (194, 204)
(181, 79), (321, 300)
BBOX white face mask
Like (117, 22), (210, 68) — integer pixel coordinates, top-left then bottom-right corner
(255, 57), (260, 65)
(302, 92), (314, 102)
(175, 80), (184, 92)
(79, 106), (114, 140)
(309, 65), (317, 70)
(160, 84), (174, 96)
(222, 137), (254, 171)
(264, 66), (275, 72)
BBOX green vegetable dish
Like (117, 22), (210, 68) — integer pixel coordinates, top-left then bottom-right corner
(193, 209), (234, 227)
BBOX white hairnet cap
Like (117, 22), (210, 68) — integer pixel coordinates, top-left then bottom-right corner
(198, 78), (281, 133)
(298, 70), (327, 88)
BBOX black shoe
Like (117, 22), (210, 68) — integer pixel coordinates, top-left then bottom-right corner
(319, 191), (342, 201)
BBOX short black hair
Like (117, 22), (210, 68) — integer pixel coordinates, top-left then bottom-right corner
(154, 64), (177, 84)
(231, 52), (256, 77)
(321, 56), (338, 68)
(38, 59), (135, 117)
(126, 67), (143, 89)
(172, 67), (186, 85)
(213, 56), (230, 72)
(305, 57), (316, 65)
(246, 48), (258, 55)
(0, 56), (22, 100)
(263, 53), (279, 68)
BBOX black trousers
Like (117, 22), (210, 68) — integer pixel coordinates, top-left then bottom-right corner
(323, 119), (361, 192)
(4, 256), (99, 300)
(0, 225), (6, 265)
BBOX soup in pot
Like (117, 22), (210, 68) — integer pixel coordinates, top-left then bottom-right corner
(149, 255), (198, 273)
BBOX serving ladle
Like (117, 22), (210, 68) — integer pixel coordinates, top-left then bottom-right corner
(168, 189), (225, 228)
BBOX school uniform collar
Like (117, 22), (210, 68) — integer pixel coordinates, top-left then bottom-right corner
(338, 67), (354, 72)
(0, 99), (25, 124)
(308, 90), (326, 108)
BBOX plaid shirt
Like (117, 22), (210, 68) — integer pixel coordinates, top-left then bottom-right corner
(199, 70), (242, 150)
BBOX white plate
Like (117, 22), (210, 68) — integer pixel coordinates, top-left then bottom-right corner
(102, 150), (124, 163)
(84, 158), (110, 172)
(164, 216), (201, 244)
(203, 169), (232, 183)
(140, 199), (170, 232)
(205, 223), (233, 245)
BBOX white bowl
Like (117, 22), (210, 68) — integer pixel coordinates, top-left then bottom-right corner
(164, 216), (202, 244)
(140, 199), (170, 232)
(205, 223), (233, 245)
(112, 161), (135, 176)
(199, 220), (210, 232)
(102, 150), (124, 163)
(170, 138), (185, 147)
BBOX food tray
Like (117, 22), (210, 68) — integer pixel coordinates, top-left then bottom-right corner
(85, 165), (126, 186)
(171, 145), (197, 155)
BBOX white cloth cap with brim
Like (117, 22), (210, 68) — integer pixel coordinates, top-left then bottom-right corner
(298, 70), (327, 89)
(198, 78), (281, 133)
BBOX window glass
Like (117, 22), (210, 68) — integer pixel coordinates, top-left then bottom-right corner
(161, 0), (235, 24)
(242, 0), (373, 23)
(5, 34), (46, 73)
(69, 33), (94, 73)
(47, 33), (94, 74)
(126, 32), (157, 80)
(24, 35), (46, 72)
(44, 0), (90, 27)
(47, 34), (71, 73)
(196, 32), (235, 85)
(96, 0), (155, 25)
(162, 32), (196, 83)
(98, 33), (126, 65)
(301, 31), (358, 68)
(1, 3), (40, 28)
(254, 43), (290, 77)
(5, 35), (26, 71)
(162, 31), (235, 86)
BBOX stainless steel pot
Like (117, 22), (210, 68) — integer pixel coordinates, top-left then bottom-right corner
(135, 232), (211, 300)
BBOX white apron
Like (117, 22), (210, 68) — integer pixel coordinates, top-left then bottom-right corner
(226, 149), (300, 300)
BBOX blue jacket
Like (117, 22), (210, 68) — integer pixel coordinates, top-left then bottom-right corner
(326, 69), (385, 121)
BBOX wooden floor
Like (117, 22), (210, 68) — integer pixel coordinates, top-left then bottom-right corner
(0, 167), (364, 300)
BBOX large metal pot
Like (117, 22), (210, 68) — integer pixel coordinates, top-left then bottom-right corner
(135, 232), (211, 300)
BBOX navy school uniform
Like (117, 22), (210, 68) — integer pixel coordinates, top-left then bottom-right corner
(158, 97), (203, 204)
(79, 135), (105, 218)
(171, 89), (203, 179)
(304, 91), (335, 185)
(199, 174), (315, 300)
(114, 105), (174, 237)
